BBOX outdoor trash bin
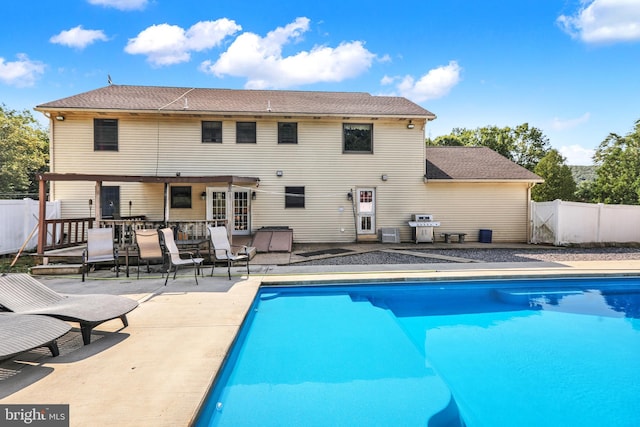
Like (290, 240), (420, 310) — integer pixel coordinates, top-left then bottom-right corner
(479, 229), (492, 243)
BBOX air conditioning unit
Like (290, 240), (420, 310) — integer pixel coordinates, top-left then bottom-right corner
(378, 227), (400, 243)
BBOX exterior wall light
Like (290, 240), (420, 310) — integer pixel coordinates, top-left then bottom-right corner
(200, 191), (206, 200)
(407, 120), (414, 129)
(381, 174), (388, 181)
(55, 115), (65, 121)
(251, 191), (257, 200)
(347, 191), (353, 201)
(276, 170), (283, 177)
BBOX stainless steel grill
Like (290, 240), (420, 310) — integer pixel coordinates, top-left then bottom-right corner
(408, 214), (440, 243)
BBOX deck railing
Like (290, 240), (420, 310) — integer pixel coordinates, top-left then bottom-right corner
(40, 217), (228, 253)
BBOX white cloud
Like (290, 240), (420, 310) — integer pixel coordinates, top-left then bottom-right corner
(380, 75), (394, 85)
(557, 0), (640, 43)
(392, 61), (462, 103)
(87, 0), (148, 10)
(200, 17), (376, 89)
(0, 53), (46, 87)
(559, 144), (595, 165)
(551, 112), (591, 131)
(125, 19), (241, 66)
(50, 26), (108, 49)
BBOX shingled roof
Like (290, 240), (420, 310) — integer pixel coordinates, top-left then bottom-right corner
(36, 85), (436, 119)
(425, 146), (543, 182)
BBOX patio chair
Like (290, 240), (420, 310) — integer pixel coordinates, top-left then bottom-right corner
(134, 229), (164, 279)
(159, 228), (204, 286)
(0, 273), (138, 345)
(82, 227), (119, 282)
(207, 226), (250, 280)
(0, 313), (72, 359)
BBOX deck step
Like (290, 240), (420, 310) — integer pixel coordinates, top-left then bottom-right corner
(31, 264), (83, 275)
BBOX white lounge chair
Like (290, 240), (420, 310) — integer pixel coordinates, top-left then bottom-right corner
(207, 226), (250, 280)
(159, 228), (204, 286)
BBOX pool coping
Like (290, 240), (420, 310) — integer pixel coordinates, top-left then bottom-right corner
(1, 260), (639, 426)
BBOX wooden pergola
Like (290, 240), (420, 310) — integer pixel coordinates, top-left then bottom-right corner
(36, 173), (260, 254)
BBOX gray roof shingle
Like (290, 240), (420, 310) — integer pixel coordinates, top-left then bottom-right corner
(36, 85), (435, 118)
(426, 146), (543, 181)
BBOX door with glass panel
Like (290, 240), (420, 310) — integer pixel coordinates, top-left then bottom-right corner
(356, 188), (375, 235)
(232, 190), (250, 235)
(205, 189), (251, 235)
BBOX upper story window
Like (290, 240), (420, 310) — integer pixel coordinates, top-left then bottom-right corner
(236, 122), (256, 144)
(202, 121), (222, 143)
(343, 123), (373, 153)
(278, 122), (298, 144)
(94, 119), (118, 151)
(285, 186), (305, 208)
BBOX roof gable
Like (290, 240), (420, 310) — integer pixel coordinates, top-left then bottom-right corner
(425, 146), (543, 181)
(36, 85), (435, 118)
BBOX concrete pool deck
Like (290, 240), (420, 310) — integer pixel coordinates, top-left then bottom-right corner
(1, 257), (640, 426)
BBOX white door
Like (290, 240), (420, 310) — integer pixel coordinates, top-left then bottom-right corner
(205, 189), (251, 235)
(232, 190), (250, 235)
(205, 190), (227, 223)
(356, 188), (375, 235)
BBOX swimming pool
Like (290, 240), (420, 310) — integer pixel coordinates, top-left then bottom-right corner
(194, 276), (640, 426)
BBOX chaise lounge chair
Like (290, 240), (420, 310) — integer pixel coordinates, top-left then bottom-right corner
(0, 273), (138, 345)
(0, 313), (72, 360)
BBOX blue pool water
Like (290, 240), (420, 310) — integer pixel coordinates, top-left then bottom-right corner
(194, 277), (640, 426)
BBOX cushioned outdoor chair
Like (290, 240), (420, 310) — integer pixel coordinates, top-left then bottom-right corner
(0, 313), (71, 359)
(207, 226), (250, 280)
(82, 227), (119, 282)
(0, 273), (138, 345)
(159, 228), (204, 286)
(134, 229), (164, 279)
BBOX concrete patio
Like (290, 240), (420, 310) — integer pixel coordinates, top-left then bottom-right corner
(2, 255), (640, 426)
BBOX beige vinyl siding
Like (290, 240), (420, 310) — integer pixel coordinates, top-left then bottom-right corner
(423, 182), (531, 242)
(49, 113), (531, 243)
(51, 114), (430, 243)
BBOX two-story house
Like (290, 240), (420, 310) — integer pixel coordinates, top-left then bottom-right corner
(35, 84), (541, 248)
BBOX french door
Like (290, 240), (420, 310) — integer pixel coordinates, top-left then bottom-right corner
(206, 188), (251, 235)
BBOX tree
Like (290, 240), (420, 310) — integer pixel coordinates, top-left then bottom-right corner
(587, 119), (640, 205)
(0, 105), (49, 199)
(430, 123), (551, 171)
(531, 149), (577, 202)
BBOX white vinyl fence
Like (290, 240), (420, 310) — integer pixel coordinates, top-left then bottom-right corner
(0, 199), (60, 255)
(531, 200), (640, 246)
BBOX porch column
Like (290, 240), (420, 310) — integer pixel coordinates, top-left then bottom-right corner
(227, 183), (233, 243)
(37, 176), (47, 255)
(164, 183), (169, 223)
(95, 181), (102, 223)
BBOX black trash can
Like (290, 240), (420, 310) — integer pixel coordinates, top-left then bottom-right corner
(479, 229), (492, 243)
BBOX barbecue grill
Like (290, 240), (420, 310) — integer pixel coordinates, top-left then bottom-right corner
(408, 214), (441, 243)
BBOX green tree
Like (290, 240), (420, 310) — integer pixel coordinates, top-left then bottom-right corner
(0, 105), (49, 199)
(430, 123), (551, 171)
(531, 149), (577, 201)
(588, 119), (640, 205)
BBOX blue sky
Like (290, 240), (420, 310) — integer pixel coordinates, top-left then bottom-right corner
(1, 0), (639, 165)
